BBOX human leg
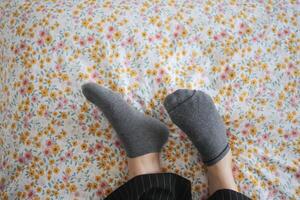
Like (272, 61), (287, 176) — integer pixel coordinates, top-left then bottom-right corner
(164, 89), (251, 199)
(82, 83), (192, 200)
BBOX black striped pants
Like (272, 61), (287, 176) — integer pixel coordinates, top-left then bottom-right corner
(104, 173), (251, 200)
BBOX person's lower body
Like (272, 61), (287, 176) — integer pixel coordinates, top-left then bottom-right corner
(104, 172), (250, 200)
(81, 83), (251, 200)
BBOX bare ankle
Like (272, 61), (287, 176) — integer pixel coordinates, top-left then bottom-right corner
(206, 150), (238, 195)
(128, 153), (161, 179)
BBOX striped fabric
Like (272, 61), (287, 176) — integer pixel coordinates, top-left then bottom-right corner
(209, 189), (251, 200)
(104, 173), (251, 200)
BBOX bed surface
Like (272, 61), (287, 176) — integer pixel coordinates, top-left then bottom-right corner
(0, 0), (299, 199)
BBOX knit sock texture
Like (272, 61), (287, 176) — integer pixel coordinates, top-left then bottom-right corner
(163, 89), (229, 166)
(81, 82), (169, 158)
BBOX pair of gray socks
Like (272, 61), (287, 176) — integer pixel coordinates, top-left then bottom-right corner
(82, 82), (229, 166)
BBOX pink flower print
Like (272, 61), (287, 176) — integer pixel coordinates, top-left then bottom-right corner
(262, 134), (269, 140)
(62, 175), (69, 182)
(32, 95), (37, 103)
(106, 34), (112, 40)
(108, 26), (114, 32)
(46, 139), (52, 147)
(245, 123), (251, 128)
(100, 182), (107, 188)
(91, 71), (99, 79)
(156, 77), (162, 83)
(39, 31), (46, 37)
(70, 104), (77, 110)
(213, 35), (219, 41)
(224, 66), (230, 72)
(18, 156), (25, 164)
(220, 73), (227, 80)
(44, 149), (50, 156)
(96, 190), (103, 196)
(175, 25), (182, 31)
(232, 165), (238, 173)
(159, 69), (165, 75)
(296, 171), (300, 180)
(62, 98), (68, 105)
(55, 64), (62, 71)
(24, 122), (29, 128)
(95, 142), (103, 150)
(51, 46), (57, 52)
(24, 151), (32, 160)
(20, 42), (26, 49)
(179, 132), (187, 141)
(57, 41), (64, 49)
(87, 36), (94, 43)
(28, 190), (34, 198)
(22, 78), (29, 86)
(220, 31), (226, 37)
(155, 33), (161, 40)
(148, 36), (154, 42)
(173, 32), (178, 38)
(115, 140), (121, 148)
(242, 184), (250, 191)
(291, 130), (298, 137)
(79, 39), (86, 46)
(240, 23), (245, 29)
(37, 38), (44, 46)
(127, 37), (133, 44)
(226, 129), (231, 137)
(92, 109), (99, 119)
(242, 129), (248, 136)
(65, 151), (73, 158)
(57, 102), (63, 109)
(20, 87), (26, 95)
(14, 48), (20, 54)
(261, 155), (268, 162)
(88, 147), (95, 155)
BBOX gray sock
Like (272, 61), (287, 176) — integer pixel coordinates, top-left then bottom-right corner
(81, 82), (169, 158)
(163, 89), (229, 166)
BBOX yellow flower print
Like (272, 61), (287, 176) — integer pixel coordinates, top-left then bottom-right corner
(228, 70), (236, 80)
(81, 142), (88, 150)
(114, 31), (121, 40)
(211, 66), (221, 73)
(287, 111), (296, 122)
(61, 112), (68, 119)
(45, 35), (53, 45)
(52, 144), (60, 155)
(65, 167), (72, 175)
(50, 91), (57, 99)
(53, 167), (60, 174)
(250, 126), (257, 136)
(41, 88), (48, 97)
(69, 184), (77, 192)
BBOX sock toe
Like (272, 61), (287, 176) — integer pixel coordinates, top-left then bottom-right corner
(163, 89), (196, 113)
(81, 82), (98, 102)
(81, 82), (114, 105)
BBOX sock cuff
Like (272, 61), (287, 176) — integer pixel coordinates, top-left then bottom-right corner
(203, 143), (230, 166)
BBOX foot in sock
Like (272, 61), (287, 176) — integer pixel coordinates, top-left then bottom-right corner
(81, 82), (169, 158)
(163, 89), (229, 166)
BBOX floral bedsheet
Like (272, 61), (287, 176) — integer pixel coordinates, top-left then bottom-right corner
(0, 0), (299, 199)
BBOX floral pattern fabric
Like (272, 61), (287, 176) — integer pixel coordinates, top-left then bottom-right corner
(0, 0), (299, 199)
